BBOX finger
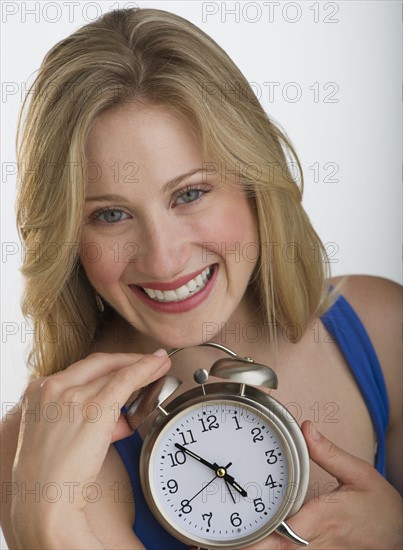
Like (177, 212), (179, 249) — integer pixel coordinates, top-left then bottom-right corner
(191, 526), (307, 550)
(55, 350), (167, 387)
(301, 420), (378, 489)
(96, 351), (171, 409)
(80, 351), (172, 433)
(30, 353), (170, 446)
(242, 529), (302, 550)
(26, 357), (161, 416)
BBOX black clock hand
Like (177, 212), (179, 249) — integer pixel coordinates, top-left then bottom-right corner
(179, 458), (236, 506)
(174, 443), (247, 497)
(186, 475), (217, 504)
(224, 479), (236, 504)
(213, 464), (247, 497)
(175, 443), (217, 473)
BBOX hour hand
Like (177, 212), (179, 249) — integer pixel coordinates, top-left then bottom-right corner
(213, 463), (247, 497)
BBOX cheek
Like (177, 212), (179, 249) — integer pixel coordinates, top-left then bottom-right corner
(195, 226), (257, 273)
(206, 198), (258, 265)
(80, 237), (127, 288)
(231, 204), (258, 245)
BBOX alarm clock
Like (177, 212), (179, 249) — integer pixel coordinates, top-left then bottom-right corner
(126, 343), (309, 549)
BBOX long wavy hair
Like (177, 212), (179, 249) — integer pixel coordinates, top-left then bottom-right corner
(16, 8), (332, 378)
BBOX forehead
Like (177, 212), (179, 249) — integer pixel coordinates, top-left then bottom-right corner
(85, 102), (204, 192)
(86, 102), (198, 161)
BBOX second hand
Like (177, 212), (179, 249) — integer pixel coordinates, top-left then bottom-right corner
(185, 462), (233, 505)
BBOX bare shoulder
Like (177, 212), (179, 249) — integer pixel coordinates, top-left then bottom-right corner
(330, 274), (402, 489)
(330, 273), (401, 307)
(329, 274), (401, 374)
(329, 274), (401, 352)
(0, 402), (23, 548)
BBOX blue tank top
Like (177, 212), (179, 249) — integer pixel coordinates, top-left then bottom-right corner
(320, 292), (388, 474)
(114, 293), (389, 549)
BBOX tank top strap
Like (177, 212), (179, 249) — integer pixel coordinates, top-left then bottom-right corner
(320, 293), (389, 475)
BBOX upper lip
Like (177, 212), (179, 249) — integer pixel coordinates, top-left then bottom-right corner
(133, 265), (214, 291)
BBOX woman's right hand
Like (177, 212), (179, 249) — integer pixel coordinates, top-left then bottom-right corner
(11, 350), (171, 549)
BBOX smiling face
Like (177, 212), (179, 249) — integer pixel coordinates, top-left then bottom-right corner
(80, 102), (259, 349)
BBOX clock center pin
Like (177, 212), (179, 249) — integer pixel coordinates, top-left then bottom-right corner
(216, 467), (226, 477)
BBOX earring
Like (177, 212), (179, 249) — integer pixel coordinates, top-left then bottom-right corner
(95, 293), (105, 312)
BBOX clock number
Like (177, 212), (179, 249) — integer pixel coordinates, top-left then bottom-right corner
(253, 497), (265, 513)
(167, 451), (187, 467)
(178, 429), (197, 446)
(198, 414), (219, 432)
(265, 449), (278, 464)
(166, 479), (178, 494)
(251, 427), (264, 442)
(265, 474), (278, 489)
(202, 512), (213, 528)
(180, 499), (192, 514)
(232, 415), (243, 430)
(230, 512), (242, 527)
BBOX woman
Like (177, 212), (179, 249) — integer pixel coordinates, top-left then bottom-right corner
(1, 7), (401, 549)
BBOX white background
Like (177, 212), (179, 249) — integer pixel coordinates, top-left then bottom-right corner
(1, 2), (401, 547)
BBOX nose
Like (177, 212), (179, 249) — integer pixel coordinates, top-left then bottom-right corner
(134, 214), (191, 280)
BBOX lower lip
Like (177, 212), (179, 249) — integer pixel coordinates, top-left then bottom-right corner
(129, 265), (218, 314)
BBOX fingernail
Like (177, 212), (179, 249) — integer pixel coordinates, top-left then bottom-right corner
(153, 348), (167, 357)
(310, 422), (321, 441)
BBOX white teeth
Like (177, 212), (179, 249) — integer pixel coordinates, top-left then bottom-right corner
(164, 290), (177, 302)
(142, 267), (212, 303)
(186, 279), (197, 291)
(175, 285), (190, 299)
(146, 288), (156, 299)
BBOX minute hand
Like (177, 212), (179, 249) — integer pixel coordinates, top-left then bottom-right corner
(174, 443), (247, 497)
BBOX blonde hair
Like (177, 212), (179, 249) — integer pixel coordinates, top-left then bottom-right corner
(16, 8), (331, 378)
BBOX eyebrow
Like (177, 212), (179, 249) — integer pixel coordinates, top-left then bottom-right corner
(162, 167), (205, 193)
(85, 193), (130, 203)
(85, 167), (205, 202)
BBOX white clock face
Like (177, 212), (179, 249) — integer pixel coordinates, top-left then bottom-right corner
(146, 399), (294, 546)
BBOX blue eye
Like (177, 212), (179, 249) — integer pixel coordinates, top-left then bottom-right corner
(174, 185), (211, 206)
(93, 208), (130, 224)
(176, 189), (203, 204)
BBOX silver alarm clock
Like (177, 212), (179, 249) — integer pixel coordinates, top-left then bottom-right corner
(126, 343), (309, 549)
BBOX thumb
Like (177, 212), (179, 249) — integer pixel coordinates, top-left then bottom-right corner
(301, 420), (376, 489)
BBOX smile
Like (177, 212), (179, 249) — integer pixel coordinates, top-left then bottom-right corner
(141, 266), (212, 303)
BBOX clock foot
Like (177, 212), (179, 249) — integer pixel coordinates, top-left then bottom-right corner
(276, 521), (309, 546)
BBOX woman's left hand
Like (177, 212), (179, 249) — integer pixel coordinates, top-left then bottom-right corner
(245, 420), (402, 550)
